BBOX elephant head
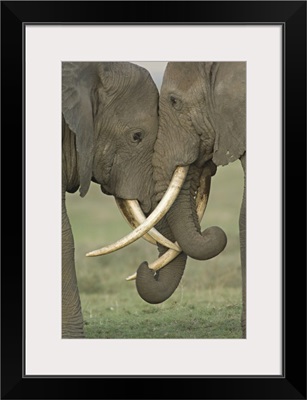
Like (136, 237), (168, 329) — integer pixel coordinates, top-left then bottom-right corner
(62, 62), (159, 211)
(62, 62), (160, 337)
(135, 62), (246, 316)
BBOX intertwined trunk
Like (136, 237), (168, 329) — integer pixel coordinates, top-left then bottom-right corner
(135, 144), (226, 304)
(136, 219), (187, 303)
(165, 167), (227, 261)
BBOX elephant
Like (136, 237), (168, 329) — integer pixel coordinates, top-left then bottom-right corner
(62, 61), (161, 338)
(134, 62), (246, 336)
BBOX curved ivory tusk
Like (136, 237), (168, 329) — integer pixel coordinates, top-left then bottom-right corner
(147, 168), (211, 271)
(126, 166), (212, 280)
(86, 166), (189, 257)
(195, 164), (212, 221)
(126, 272), (137, 281)
(115, 198), (181, 251)
(115, 198), (157, 246)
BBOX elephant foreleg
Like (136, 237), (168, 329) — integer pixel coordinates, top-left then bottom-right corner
(62, 190), (84, 338)
(240, 153), (246, 338)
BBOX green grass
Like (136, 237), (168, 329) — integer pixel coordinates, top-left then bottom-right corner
(66, 161), (244, 339)
(81, 287), (241, 338)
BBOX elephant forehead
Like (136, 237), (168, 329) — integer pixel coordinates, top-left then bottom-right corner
(105, 78), (158, 109)
(163, 62), (201, 92)
(113, 102), (159, 123)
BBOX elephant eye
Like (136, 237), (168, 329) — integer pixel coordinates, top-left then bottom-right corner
(170, 96), (177, 105)
(132, 131), (144, 144)
(170, 95), (182, 110)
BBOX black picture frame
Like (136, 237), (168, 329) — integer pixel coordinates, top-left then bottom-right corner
(1, 1), (306, 399)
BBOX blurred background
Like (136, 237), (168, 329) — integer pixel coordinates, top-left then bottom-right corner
(66, 62), (245, 338)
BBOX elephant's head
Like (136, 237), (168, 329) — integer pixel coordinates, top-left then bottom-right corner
(62, 62), (161, 337)
(135, 62), (246, 304)
(62, 62), (159, 213)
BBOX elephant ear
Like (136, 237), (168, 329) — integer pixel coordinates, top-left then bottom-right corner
(212, 62), (246, 167)
(62, 62), (99, 197)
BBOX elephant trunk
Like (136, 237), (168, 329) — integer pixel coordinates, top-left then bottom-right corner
(135, 219), (187, 303)
(135, 162), (227, 304)
(134, 158), (189, 303)
(166, 166), (227, 260)
(152, 124), (226, 260)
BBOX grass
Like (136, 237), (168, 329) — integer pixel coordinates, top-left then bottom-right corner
(66, 160), (244, 339)
(81, 287), (241, 339)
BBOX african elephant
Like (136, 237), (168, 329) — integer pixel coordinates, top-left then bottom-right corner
(135, 62), (246, 336)
(62, 62), (160, 338)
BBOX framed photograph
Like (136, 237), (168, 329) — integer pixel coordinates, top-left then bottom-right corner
(1, 1), (306, 399)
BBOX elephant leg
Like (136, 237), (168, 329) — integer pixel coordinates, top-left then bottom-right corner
(62, 190), (84, 338)
(240, 153), (246, 338)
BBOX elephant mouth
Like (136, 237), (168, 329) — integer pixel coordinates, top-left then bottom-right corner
(98, 177), (153, 216)
(99, 184), (112, 196)
(86, 164), (214, 278)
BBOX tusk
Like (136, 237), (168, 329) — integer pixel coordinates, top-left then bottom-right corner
(148, 166), (212, 271)
(86, 166), (188, 257)
(115, 198), (157, 246)
(148, 247), (180, 271)
(126, 272), (137, 281)
(195, 164), (212, 221)
(115, 198), (181, 251)
(126, 166), (212, 280)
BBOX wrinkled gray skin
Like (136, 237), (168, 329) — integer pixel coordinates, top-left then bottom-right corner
(62, 62), (159, 338)
(136, 62), (246, 336)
